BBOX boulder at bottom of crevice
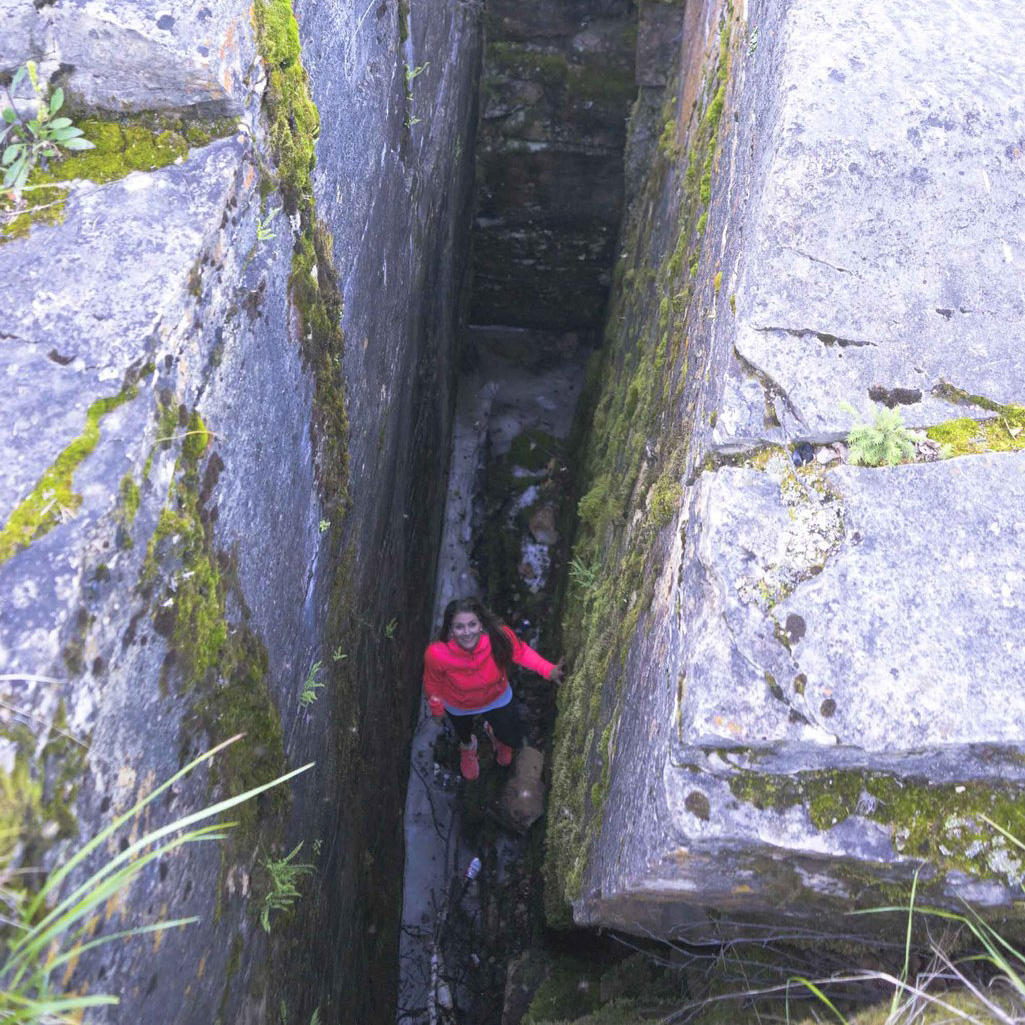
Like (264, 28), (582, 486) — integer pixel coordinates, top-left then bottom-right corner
(498, 745), (545, 833)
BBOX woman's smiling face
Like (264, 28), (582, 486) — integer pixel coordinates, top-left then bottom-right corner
(451, 611), (483, 651)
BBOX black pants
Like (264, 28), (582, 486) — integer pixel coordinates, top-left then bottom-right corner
(447, 699), (525, 749)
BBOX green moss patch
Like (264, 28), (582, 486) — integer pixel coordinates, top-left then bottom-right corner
(144, 414), (286, 841)
(522, 950), (690, 1025)
(926, 403), (1025, 457)
(648, 473), (683, 527)
(251, 0), (349, 523)
(1, 112), (236, 243)
(253, 0), (320, 216)
(1, 701), (87, 881)
(0, 383), (138, 563)
(287, 225), (350, 514)
(118, 474), (141, 525)
(729, 769), (1025, 884)
(545, 9), (735, 925)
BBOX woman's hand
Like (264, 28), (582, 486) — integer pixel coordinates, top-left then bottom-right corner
(549, 657), (566, 684)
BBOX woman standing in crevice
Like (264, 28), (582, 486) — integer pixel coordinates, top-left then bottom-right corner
(423, 597), (564, 780)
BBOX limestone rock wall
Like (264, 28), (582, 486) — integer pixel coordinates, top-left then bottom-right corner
(546, 0), (1025, 940)
(469, 0), (637, 334)
(0, 0), (481, 1021)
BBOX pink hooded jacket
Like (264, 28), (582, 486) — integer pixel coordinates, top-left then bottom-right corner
(423, 626), (555, 715)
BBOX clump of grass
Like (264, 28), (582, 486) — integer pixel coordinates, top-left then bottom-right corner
(792, 854), (1025, 1025)
(0, 736), (310, 1020)
(569, 555), (599, 591)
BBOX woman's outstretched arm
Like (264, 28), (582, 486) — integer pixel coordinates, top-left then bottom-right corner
(503, 627), (561, 680)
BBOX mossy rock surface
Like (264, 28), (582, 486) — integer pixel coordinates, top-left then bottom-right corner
(1, 112), (236, 243)
(0, 383), (138, 563)
(544, 6), (734, 923)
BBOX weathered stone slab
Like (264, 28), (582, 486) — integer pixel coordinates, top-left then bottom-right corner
(0, 138), (244, 524)
(681, 452), (1025, 767)
(571, 458), (1025, 940)
(0, 0), (40, 76)
(577, 451), (1025, 937)
(6, 0), (257, 113)
(566, 0), (1025, 939)
(719, 0), (1025, 444)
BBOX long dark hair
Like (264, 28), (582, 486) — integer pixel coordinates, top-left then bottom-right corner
(440, 597), (513, 676)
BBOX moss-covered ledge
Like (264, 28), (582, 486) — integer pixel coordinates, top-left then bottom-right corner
(728, 768), (1025, 886)
(1, 111), (238, 243)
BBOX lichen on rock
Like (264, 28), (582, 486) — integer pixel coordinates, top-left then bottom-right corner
(0, 381), (138, 563)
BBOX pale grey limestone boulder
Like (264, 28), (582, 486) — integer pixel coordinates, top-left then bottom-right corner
(0, 124), (301, 1023)
(579, 455), (1025, 938)
(0, 138), (246, 525)
(573, 0), (1025, 941)
(680, 453), (1025, 768)
(716, 0), (1025, 446)
(0, 0), (255, 113)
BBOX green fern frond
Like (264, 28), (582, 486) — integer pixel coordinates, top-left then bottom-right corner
(845, 404), (917, 467)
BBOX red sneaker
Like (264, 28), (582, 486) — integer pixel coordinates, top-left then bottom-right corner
(459, 735), (479, 780)
(485, 722), (514, 767)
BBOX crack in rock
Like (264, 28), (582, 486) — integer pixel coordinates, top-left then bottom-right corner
(733, 346), (805, 428)
(753, 325), (876, 348)
(781, 245), (854, 275)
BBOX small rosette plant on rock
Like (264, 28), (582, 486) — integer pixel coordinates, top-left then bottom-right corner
(2, 63), (94, 196)
(842, 403), (918, 467)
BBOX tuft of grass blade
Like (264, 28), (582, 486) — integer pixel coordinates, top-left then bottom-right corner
(1, 738), (313, 1018)
(789, 976), (851, 1025)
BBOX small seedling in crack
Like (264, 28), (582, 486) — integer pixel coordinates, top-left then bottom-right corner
(299, 660), (325, 706)
(256, 206), (281, 242)
(1, 64), (94, 195)
(331, 646), (347, 662)
(404, 61), (430, 83)
(318, 519), (330, 533)
(843, 403), (916, 466)
(260, 842), (314, 932)
(384, 618), (398, 640)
